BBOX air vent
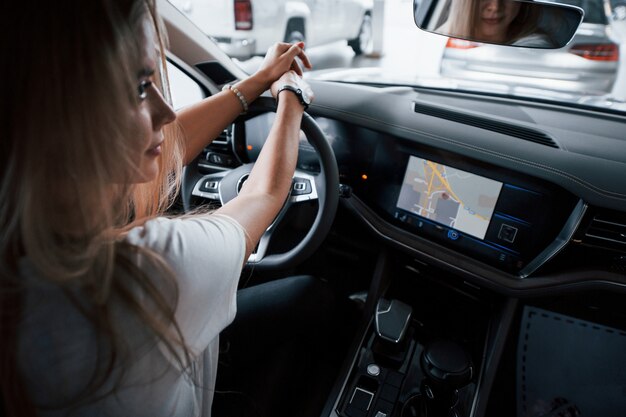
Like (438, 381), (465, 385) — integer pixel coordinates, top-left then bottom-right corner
(413, 102), (559, 148)
(585, 213), (626, 251)
(199, 125), (236, 171)
(213, 126), (231, 145)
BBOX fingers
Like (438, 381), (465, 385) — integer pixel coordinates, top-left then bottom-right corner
(277, 42), (292, 50)
(288, 41), (311, 68)
(290, 59), (303, 76)
(283, 42), (312, 71)
(283, 42), (303, 61)
(257, 42), (312, 90)
(295, 44), (313, 70)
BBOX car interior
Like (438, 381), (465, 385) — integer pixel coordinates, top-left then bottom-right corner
(91, 0), (626, 416)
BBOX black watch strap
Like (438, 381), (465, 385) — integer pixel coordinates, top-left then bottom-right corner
(277, 84), (309, 109)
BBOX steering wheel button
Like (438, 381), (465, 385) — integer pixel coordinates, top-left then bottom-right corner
(292, 178), (312, 196)
(200, 180), (219, 192)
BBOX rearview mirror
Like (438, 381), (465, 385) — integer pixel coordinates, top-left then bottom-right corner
(413, 0), (584, 48)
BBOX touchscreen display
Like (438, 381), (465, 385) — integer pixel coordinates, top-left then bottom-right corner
(396, 156), (503, 240)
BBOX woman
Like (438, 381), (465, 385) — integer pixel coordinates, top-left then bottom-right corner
(0, 0), (316, 415)
(439, 0), (554, 47)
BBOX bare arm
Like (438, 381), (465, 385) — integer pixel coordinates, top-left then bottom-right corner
(214, 72), (314, 259)
(175, 74), (265, 165)
(175, 42), (312, 165)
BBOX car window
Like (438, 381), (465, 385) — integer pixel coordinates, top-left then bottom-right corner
(166, 61), (205, 110)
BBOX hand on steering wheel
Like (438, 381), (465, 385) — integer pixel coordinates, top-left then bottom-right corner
(185, 97), (338, 270)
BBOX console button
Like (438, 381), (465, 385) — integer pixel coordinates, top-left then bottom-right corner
(349, 387), (374, 411)
(498, 223), (518, 243)
(486, 215), (530, 255)
(367, 364), (381, 377)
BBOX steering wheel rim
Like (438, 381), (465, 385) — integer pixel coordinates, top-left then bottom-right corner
(182, 96), (339, 271)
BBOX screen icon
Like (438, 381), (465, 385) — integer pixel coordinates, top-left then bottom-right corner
(498, 224), (518, 243)
(447, 230), (459, 240)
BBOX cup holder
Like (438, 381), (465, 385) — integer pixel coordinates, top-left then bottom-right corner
(400, 394), (427, 417)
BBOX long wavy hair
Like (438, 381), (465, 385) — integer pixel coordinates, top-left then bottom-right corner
(0, 0), (189, 415)
(441, 0), (542, 44)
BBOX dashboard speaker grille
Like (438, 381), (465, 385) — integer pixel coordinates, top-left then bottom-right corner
(413, 102), (559, 148)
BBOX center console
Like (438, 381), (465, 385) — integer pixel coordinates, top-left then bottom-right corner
(326, 256), (493, 417)
(338, 300), (475, 417)
(323, 238), (626, 417)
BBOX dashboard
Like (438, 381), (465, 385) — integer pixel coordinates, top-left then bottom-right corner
(187, 79), (626, 292)
(183, 76), (626, 295)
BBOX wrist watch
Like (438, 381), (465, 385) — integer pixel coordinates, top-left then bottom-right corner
(277, 84), (311, 110)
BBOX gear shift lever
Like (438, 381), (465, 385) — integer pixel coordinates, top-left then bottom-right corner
(373, 298), (412, 367)
(375, 299), (412, 343)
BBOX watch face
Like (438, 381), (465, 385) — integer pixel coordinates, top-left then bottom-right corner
(300, 88), (311, 105)
(280, 84), (310, 107)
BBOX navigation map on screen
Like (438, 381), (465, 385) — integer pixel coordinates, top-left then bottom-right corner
(396, 156), (503, 240)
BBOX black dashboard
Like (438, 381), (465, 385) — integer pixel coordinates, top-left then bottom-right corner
(189, 80), (626, 290)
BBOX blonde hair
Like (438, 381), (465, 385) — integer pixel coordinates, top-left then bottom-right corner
(1, 0), (191, 414)
(441, 0), (542, 44)
(439, 0), (477, 39)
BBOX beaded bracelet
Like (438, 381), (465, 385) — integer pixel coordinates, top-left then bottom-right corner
(222, 84), (248, 114)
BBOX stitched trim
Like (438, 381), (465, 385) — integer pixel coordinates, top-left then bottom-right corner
(520, 308), (626, 413)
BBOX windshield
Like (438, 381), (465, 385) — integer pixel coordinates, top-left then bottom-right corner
(170, 0), (626, 113)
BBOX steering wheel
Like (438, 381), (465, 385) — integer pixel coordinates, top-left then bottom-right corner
(182, 96), (339, 270)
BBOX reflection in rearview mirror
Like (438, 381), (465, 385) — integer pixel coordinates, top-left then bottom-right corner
(414, 0), (584, 49)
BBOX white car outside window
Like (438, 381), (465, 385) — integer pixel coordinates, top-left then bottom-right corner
(170, 0), (374, 58)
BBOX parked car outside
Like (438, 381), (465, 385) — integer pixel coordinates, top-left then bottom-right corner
(170, 0), (374, 59)
(610, 0), (626, 20)
(439, 0), (619, 95)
